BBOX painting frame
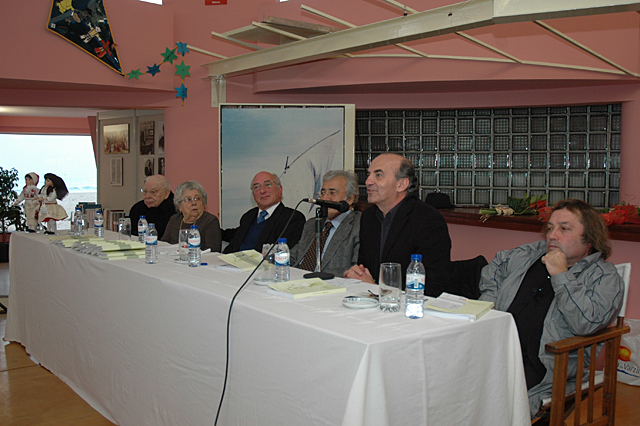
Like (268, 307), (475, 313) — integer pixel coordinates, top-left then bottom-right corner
(103, 123), (130, 154)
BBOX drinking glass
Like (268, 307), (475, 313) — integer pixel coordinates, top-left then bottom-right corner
(178, 229), (189, 261)
(119, 218), (131, 240)
(255, 243), (275, 284)
(379, 262), (402, 312)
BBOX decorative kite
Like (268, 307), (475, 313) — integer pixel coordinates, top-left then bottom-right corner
(47, 0), (123, 75)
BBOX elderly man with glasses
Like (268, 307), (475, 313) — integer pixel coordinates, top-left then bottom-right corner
(129, 174), (175, 239)
(289, 170), (361, 277)
(222, 171), (305, 254)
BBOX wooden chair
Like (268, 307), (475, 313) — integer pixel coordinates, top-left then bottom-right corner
(534, 263), (631, 426)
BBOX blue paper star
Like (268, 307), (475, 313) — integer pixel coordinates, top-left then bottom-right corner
(176, 42), (190, 56)
(146, 64), (161, 76)
(175, 83), (188, 102)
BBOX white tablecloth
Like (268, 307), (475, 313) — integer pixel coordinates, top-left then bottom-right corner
(5, 231), (529, 426)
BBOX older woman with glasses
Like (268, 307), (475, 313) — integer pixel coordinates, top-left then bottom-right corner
(161, 180), (222, 252)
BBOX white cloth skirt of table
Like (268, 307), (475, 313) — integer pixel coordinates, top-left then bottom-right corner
(5, 232), (530, 426)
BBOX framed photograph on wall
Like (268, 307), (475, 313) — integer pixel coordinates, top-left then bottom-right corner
(103, 124), (129, 154)
(139, 121), (155, 156)
(144, 158), (154, 177)
(157, 120), (165, 155)
(110, 157), (123, 186)
(158, 157), (165, 175)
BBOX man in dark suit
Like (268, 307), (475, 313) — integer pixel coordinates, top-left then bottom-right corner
(290, 170), (361, 277)
(222, 171), (305, 254)
(129, 175), (175, 239)
(344, 153), (452, 297)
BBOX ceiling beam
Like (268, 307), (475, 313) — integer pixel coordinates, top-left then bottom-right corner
(205, 0), (640, 78)
(206, 0), (496, 77)
(533, 20), (640, 77)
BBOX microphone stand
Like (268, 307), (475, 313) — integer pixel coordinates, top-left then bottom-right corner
(303, 206), (335, 280)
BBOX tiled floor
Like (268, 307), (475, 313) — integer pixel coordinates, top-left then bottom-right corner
(1, 262), (639, 425)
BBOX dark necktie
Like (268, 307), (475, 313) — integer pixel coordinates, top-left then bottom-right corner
(299, 221), (333, 271)
(257, 210), (268, 224)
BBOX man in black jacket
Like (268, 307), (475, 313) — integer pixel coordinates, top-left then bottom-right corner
(222, 171), (305, 254)
(344, 154), (452, 297)
(129, 175), (175, 239)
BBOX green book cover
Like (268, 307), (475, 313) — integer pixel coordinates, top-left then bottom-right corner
(268, 279), (346, 299)
(424, 292), (494, 321)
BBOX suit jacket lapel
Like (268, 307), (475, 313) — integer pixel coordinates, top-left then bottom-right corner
(381, 197), (413, 261)
(321, 211), (354, 266)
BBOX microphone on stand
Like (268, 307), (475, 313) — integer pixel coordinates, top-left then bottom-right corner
(302, 198), (350, 213)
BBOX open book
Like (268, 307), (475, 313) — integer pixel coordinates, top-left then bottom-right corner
(424, 292), (494, 322)
(268, 279), (346, 299)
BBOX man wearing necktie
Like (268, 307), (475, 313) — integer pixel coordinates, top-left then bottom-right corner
(290, 170), (361, 277)
(222, 171), (305, 254)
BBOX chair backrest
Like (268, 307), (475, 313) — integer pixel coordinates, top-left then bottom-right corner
(614, 263), (631, 319)
(450, 255), (488, 300)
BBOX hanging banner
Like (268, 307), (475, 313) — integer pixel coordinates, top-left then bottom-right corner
(47, 0), (123, 75)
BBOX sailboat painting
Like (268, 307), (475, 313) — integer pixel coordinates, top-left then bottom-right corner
(220, 106), (348, 228)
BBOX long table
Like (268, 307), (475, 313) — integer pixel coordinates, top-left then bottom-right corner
(5, 231), (530, 426)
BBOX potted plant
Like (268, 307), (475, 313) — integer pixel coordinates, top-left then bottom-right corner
(0, 167), (26, 262)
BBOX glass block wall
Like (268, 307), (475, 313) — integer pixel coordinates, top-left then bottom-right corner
(355, 105), (621, 208)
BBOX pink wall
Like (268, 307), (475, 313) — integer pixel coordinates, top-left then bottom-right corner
(1, 0), (639, 317)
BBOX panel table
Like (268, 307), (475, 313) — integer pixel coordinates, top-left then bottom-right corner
(5, 232), (529, 426)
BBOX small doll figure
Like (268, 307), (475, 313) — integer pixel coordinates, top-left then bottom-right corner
(12, 172), (40, 232)
(38, 173), (69, 235)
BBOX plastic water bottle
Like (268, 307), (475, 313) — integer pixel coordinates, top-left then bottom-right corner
(405, 254), (426, 319)
(76, 208), (86, 235)
(145, 223), (158, 264)
(138, 215), (148, 243)
(274, 238), (290, 282)
(188, 225), (201, 267)
(72, 207), (82, 235)
(94, 209), (104, 238)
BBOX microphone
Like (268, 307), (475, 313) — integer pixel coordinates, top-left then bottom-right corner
(303, 198), (350, 213)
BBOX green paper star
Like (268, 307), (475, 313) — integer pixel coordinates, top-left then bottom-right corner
(126, 69), (143, 80)
(175, 61), (191, 79)
(161, 47), (178, 64)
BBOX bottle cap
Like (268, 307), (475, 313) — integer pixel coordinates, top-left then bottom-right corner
(190, 224), (198, 229)
(148, 223), (155, 228)
(278, 238), (287, 243)
(411, 254), (422, 261)
(140, 215), (146, 219)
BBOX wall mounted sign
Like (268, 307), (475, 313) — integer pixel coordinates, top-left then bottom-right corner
(47, 0), (123, 74)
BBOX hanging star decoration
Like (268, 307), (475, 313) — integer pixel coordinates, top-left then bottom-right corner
(124, 42), (192, 104)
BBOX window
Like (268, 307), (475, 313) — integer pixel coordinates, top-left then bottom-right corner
(355, 105), (621, 208)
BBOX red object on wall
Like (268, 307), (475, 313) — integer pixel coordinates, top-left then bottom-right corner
(205, 0), (227, 4)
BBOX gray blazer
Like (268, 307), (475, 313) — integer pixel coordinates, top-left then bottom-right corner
(290, 210), (361, 277)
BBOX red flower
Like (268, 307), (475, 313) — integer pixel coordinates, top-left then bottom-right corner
(611, 210), (625, 225)
(529, 200), (547, 210)
(538, 207), (553, 222)
(601, 213), (613, 226)
(613, 204), (640, 224)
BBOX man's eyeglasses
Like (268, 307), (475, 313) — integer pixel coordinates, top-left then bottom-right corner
(181, 196), (202, 204)
(141, 188), (161, 196)
(251, 181), (276, 192)
(318, 189), (340, 198)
